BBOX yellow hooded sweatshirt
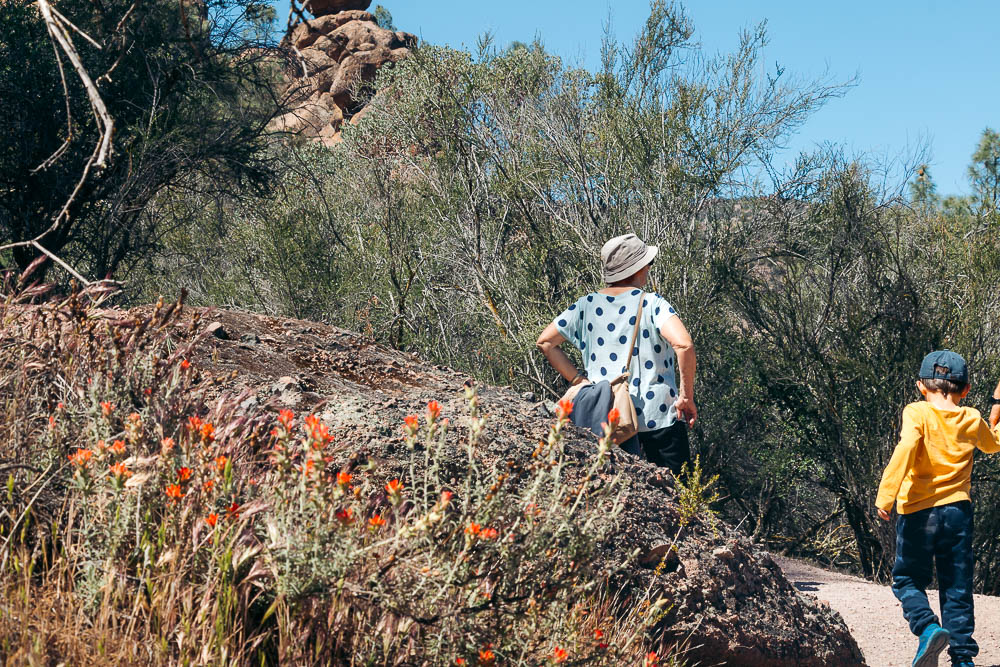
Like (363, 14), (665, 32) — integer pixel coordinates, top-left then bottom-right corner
(876, 401), (1000, 514)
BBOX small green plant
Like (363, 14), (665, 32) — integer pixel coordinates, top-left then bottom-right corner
(676, 456), (720, 528)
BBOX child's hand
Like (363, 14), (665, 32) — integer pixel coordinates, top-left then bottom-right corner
(877, 507), (891, 521)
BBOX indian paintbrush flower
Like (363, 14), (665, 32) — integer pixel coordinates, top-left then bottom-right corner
(109, 462), (131, 479)
(68, 448), (93, 467)
(403, 414), (419, 434)
(200, 422), (215, 443)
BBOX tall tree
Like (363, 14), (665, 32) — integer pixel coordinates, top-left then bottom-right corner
(969, 128), (1000, 224)
(0, 0), (284, 280)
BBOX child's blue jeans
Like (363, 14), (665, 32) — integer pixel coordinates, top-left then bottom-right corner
(892, 500), (977, 663)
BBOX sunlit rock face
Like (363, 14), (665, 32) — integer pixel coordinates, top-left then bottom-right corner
(272, 3), (416, 146)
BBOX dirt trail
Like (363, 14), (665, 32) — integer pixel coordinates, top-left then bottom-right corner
(775, 557), (1000, 666)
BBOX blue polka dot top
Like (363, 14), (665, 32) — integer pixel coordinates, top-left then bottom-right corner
(554, 290), (680, 431)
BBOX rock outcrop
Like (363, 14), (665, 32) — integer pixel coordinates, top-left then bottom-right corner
(174, 307), (867, 666)
(303, 0), (371, 16)
(272, 3), (415, 146)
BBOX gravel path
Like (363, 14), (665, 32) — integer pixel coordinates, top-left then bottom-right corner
(775, 557), (1000, 666)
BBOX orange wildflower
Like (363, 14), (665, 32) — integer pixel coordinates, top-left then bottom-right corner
(161, 437), (175, 453)
(165, 484), (183, 500)
(645, 652), (659, 667)
(188, 416), (203, 431)
(277, 409), (294, 428)
(48, 415), (56, 430)
(427, 400), (441, 421)
(465, 522), (481, 536)
(111, 440), (126, 454)
(177, 467), (193, 482)
(200, 422), (215, 442)
(214, 455), (228, 472)
(226, 501), (240, 519)
(100, 401), (114, 417)
(68, 448), (93, 467)
(439, 490), (453, 506)
(180, 359), (190, 370)
(455, 660), (466, 666)
(481, 527), (499, 540)
(385, 479), (403, 495)
(203, 479), (214, 493)
(594, 629), (604, 640)
(205, 513), (219, 527)
(553, 647), (568, 663)
(337, 472), (352, 486)
(478, 648), (495, 664)
(403, 414), (419, 433)
(369, 514), (386, 528)
(335, 507), (354, 524)
(607, 407), (621, 425)
(313, 422), (332, 445)
(109, 462), (131, 479)
(556, 398), (574, 419)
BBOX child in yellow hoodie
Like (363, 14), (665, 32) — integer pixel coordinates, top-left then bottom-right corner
(876, 350), (1000, 667)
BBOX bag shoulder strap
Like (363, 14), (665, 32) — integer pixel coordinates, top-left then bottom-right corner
(624, 292), (644, 378)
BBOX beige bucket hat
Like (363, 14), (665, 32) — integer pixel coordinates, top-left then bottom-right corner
(601, 234), (658, 283)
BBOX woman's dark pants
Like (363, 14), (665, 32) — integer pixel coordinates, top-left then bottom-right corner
(621, 421), (691, 476)
(892, 500), (977, 663)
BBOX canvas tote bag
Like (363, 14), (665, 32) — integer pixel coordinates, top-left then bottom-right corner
(560, 293), (644, 445)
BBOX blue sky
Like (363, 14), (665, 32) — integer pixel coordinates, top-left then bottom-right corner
(271, 1), (999, 196)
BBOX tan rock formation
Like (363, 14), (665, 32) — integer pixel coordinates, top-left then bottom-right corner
(303, 0), (371, 18)
(272, 3), (415, 143)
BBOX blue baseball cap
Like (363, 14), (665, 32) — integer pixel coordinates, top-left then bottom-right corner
(919, 350), (968, 384)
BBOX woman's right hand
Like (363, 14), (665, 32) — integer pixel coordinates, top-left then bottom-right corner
(675, 395), (697, 427)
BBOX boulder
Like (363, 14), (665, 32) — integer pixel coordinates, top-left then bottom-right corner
(170, 306), (869, 666)
(275, 6), (414, 142)
(268, 100), (333, 135)
(283, 10), (375, 50)
(303, 0), (371, 17)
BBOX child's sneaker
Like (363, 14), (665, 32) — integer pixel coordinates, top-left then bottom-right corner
(913, 623), (949, 667)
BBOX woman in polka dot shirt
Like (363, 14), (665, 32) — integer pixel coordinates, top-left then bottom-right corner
(536, 234), (697, 475)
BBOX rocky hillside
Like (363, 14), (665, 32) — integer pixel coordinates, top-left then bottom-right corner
(271, 0), (416, 146)
(178, 307), (867, 666)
